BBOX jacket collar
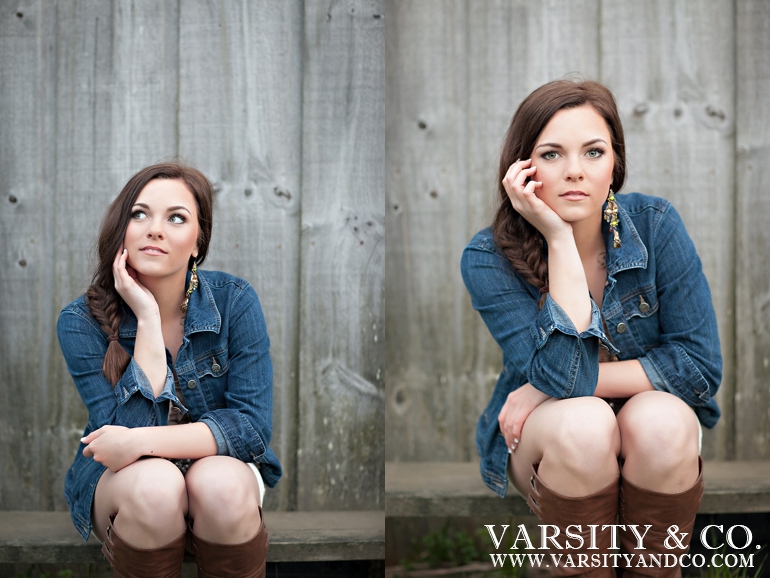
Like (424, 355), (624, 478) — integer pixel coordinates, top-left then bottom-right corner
(604, 200), (648, 276)
(118, 269), (222, 337)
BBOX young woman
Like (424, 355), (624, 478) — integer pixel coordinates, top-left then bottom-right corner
(461, 80), (721, 577)
(57, 163), (281, 578)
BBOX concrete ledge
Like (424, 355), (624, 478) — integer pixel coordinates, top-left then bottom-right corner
(385, 461), (770, 517)
(0, 510), (384, 564)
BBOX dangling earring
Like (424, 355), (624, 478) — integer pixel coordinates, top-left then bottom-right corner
(603, 188), (621, 249)
(181, 263), (199, 313)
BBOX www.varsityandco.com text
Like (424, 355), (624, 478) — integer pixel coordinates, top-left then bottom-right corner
(485, 524), (761, 570)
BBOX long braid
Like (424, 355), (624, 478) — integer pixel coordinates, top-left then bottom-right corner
(493, 200), (550, 309)
(86, 275), (130, 386)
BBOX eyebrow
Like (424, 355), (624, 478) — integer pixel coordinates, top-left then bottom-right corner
(132, 202), (192, 215)
(535, 138), (608, 150)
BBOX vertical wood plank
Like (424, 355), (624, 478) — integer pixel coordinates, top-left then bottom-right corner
(735, 0), (770, 459)
(0, 0), (51, 510)
(177, 0), (303, 511)
(386, 0), (600, 461)
(298, 0), (385, 509)
(600, 0), (735, 459)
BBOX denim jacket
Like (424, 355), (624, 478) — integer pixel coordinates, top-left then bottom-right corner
(57, 270), (282, 540)
(461, 193), (722, 498)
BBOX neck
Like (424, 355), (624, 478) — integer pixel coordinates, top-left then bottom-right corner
(136, 270), (188, 322)
(571, 212), (606, 260)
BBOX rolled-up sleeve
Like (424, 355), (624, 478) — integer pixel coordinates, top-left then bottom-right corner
(57, 307), (175, 430)
(197, 284), (273, 463)
(461, 238), (616, 398)
(635, 205), (721, 409)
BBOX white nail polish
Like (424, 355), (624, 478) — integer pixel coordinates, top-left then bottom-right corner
(80, 437), (87, 443)
(514, 437), (519, 444)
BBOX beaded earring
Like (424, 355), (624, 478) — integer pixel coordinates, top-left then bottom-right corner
(603, 188), (620, 249)
(181, 263), (199, 313)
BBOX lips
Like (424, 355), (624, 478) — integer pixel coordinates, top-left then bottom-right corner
(560, 190), (588, 199)
(140, 246), (167, 255)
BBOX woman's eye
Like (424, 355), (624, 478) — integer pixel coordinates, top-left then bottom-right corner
(169, 214), (186, 224)
(542, 151), (559, 160)
(586, 148), (604, 158)
(131, 210), (146, 220)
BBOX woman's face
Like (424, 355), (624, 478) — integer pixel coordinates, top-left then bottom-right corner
(123, 179), (200, 282)
(530, 104), (615, 226)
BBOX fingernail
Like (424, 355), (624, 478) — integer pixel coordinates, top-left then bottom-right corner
(514, 438), (519, 444)
(80, 437), (87, 443)
(515, 158), (521, 163)
(508, 447), (512, 454)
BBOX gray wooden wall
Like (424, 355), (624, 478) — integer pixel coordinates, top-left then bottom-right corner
(386, 0), (770, 463)
(0, 0), (384, 513)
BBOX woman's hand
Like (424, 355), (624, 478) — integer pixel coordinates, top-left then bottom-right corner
(82, 425), (142, 472)
(112, 247), (159, 320)
(498, 382), (551, 453)
(502, 159), (572, 241)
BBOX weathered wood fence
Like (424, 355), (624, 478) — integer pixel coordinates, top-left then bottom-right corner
(0, 0), (384, 514)
(386, 0), (770, 463)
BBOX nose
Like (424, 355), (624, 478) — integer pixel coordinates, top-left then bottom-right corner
(565, 155), (585, 182)
(146, 217), (165, 239)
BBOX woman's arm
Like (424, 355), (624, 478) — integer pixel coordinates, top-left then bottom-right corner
(502, 159), (593, 332)
(113, 248), (167, 395)
(594, 360), (654, 398)
(82, 422), (218, 472)
(196, 283), (274, 463)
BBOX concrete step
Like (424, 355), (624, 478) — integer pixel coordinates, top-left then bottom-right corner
(0, 510), (384, 564)
(385, 461), (770, 517)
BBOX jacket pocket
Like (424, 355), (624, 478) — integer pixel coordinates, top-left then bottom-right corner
(619, 287), (659, 349)
(194, 347), (230, 408)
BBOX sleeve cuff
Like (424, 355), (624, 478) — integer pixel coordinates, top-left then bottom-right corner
(200, 417), (231, 456)
(114, 360), (176, 405)
(534, 295), (619, 355)
(639, 355), (670, 393)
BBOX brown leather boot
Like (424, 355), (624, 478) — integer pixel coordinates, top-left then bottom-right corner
(101, 515), (185, 578)
(188, 506), (269, 578)
(618, 457), (704, 578)
(528, 462), (619, 577)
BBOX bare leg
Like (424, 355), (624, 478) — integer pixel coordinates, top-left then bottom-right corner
(185, 456), (262, 543)
(509, 396), (621, 496)
(617, 390), (700, 492)
(92, 457), (187, 548)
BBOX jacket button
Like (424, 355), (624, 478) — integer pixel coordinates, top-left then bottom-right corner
(639, 302), (650, 313)
(617, 322), (627, 334)
(187, 380), (197, 389)
(212, 363), (221, 373)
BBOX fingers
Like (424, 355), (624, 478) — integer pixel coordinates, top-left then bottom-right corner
(502, 159), (542, 210)
(498, 405), (521, 454)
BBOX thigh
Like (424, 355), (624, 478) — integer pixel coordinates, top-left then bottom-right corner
(508, 396), (620, 495)
(92, 457), (188, 542)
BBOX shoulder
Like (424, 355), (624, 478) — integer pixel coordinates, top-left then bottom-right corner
(196, 269), (263, 312)
(616, 192), (672, 215)
(58, 295), (102, 332)
(616, 193), (687, 238)
(464, 227), (498, 254)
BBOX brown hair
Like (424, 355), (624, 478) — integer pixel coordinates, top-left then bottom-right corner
(492, 79), (626, 306)
(86, 163), (214, 385)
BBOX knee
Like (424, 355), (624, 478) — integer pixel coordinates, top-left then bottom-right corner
(121, 460), (187, 522)
(186, 459), (259, 526)
(545, 398), (620, 469)
(619, 392), (700, 466)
